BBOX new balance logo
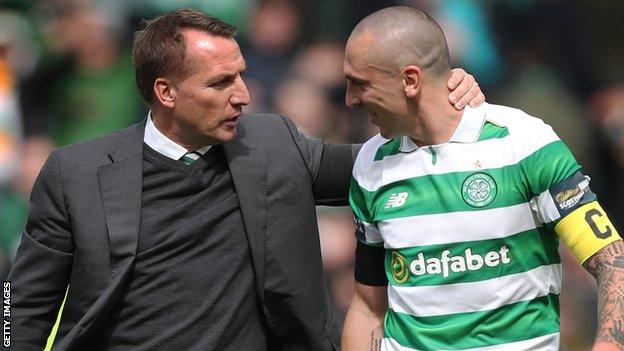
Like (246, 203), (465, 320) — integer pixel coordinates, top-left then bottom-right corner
(385, 192), (409, 209)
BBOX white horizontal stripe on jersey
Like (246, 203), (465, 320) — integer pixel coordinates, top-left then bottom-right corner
(377, 138), (513, 191)
(378, 203), (540, 249)
(357, 137), (514, 192)
(387, 264), (562, 317)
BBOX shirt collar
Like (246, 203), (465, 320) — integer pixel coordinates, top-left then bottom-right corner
(143, 111), (212, 160)
(399, 104), (487, 153)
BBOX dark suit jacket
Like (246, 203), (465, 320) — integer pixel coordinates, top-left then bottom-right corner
(8, 114), (357, 350)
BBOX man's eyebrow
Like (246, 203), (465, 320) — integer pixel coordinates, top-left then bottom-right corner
(344, 73), (365, 83)
(209, 68), (245, 83)
(208, 73), (233, 82)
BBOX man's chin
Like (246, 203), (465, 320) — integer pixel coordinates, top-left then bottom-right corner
(197, 128), (237, 146)
(217, 128), (238, 144)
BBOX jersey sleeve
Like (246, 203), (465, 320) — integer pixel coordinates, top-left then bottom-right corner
(350, 140), (387, 284)
(349, 155), (383, 247)
(518, 119), (621, 263)
(517, 119), (585, 226)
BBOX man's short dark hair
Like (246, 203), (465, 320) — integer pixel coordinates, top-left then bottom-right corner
(132, 8), (237, 104)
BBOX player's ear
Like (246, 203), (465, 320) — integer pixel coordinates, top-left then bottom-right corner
(402, 65), (421, 98)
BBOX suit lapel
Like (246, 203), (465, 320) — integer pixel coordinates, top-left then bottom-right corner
(58, 122), (146, 347)
(98, 122), (145, 274)
(223, 136), (268, 299)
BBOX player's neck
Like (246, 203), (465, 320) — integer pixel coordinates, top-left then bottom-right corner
(407, 86), (463, 147)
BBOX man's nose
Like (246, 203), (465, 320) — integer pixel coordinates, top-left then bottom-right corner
(345, 84), (361, 108)
(232, 77), (251, 106)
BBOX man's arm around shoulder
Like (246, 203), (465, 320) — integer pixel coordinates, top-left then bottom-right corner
(278, 114), (359, 205)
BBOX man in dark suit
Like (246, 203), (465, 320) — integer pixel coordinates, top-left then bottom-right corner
(7, 9), (483, 350)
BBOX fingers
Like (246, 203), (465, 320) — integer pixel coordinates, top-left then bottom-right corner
(448, 72), (475, 109)
(447, 68), (464, 90)
(455, 82), (485, 109)
(447, 68), (485, 110)
(468, 83), (485, 108)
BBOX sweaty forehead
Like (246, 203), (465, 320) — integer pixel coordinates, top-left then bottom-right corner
(346, 32), (374, 58)
(345, 34), (373, 69)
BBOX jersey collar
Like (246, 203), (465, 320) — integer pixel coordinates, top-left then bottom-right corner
(399, 103), (488, 153)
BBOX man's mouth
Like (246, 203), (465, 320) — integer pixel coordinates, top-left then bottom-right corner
(223, 114), (241, 127)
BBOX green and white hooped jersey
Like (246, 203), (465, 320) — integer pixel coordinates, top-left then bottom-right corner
(349, 103), (586, 351)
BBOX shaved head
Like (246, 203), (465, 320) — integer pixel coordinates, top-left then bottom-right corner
(348, 6), (450, 78)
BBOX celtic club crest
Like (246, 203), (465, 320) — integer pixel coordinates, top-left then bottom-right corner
(461, 172), (498, 208)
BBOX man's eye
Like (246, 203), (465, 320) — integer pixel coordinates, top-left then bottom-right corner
(210, 78), (233, 88)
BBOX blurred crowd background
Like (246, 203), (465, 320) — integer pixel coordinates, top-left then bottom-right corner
(1, 0), (623, 349)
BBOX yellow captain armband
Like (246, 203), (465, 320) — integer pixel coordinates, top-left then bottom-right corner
(555, 201), (622, 264)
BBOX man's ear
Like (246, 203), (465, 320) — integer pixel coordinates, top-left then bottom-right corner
(154, 77), (177, 108)
(402, 65), (421, 98)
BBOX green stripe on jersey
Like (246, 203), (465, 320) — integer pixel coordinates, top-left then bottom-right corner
(519, 140), (580, 195)
(385, 294), (560, 350)
(374, 138), (402, 161)
(478, 122), (509, 141)
(385, 227), (560, 286)
(366, 165), (529, 222)
(349, 177), (374, 223)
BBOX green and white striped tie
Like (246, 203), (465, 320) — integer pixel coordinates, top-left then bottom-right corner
(180, 151), (202, 165)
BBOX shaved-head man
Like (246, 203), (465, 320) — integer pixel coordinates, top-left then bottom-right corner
(343, 7), (463, 146)
(343, 6), (624, 351)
